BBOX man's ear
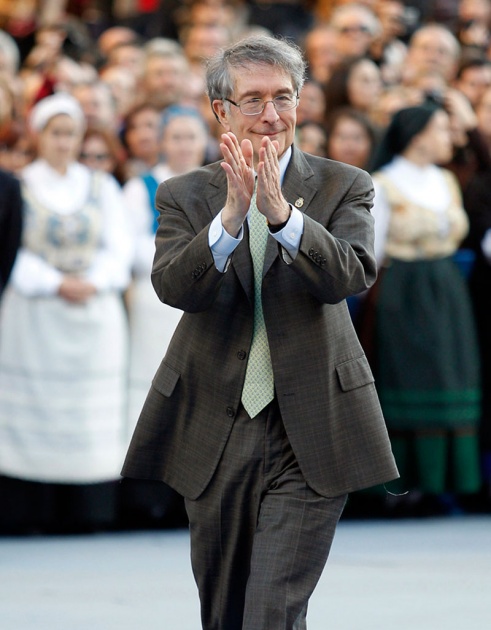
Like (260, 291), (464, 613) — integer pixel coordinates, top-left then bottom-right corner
(212, 99), (229, 129)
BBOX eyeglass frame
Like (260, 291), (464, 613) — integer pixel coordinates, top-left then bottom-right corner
(337, 25), (371, 35)
(80, 151), (112, 161)
(223, 93), (299, 116)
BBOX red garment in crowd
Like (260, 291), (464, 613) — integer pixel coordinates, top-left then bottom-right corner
(138, 0), (159, 11)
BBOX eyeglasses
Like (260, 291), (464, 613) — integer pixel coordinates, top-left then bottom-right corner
(224, 93), (299, 116)
(80, 152), (111, 161)
(338, 25), (371, 35)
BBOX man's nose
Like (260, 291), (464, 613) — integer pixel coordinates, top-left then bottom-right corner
(261, 100), (280, 122)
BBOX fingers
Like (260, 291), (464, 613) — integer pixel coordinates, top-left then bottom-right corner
(241, 139), (253, 169)
(257, 136), (280, 188)
(220, 133), (253, 172)
(219, 133), (255, 220)
(255, 137), (286, 222)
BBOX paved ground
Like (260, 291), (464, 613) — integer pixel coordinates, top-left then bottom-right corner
(1, 516), (490, 630)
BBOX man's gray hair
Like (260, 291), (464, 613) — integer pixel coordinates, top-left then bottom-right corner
(206, 34), (307, 102)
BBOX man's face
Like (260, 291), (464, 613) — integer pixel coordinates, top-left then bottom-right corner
(332, 9), (375, 59)
(408, 29), (458, 81)
(144, 55), (188, 108)
(213, 64), (297, 165)
(456, 66), (491, 107)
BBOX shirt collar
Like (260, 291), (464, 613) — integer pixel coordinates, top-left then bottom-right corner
(279, 145), (292, 184)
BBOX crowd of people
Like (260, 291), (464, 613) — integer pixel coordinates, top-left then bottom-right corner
(0, 0), (490, 534)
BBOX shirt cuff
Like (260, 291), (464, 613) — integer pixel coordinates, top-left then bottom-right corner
(209, 211), (243, 272)
(269, 206), (304, 262)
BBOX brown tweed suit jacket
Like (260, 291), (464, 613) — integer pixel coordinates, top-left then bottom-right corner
(122, 146), (399, 499)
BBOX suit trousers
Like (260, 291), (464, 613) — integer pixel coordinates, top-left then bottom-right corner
(184, 399), (347, 630)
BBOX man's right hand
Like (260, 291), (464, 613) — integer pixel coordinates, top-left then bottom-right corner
(219, 132), (255, 237)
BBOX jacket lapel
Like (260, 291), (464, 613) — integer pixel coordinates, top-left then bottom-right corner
(262, 146), (316, 276)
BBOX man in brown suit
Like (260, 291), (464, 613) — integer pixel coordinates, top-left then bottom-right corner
(122, 35), (398, 630)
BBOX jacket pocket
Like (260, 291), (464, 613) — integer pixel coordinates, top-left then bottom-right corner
(152, 363), (180, 397)
(335, 356), (375, 392)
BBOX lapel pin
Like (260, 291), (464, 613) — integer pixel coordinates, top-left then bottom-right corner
(294, 197), (304, 208)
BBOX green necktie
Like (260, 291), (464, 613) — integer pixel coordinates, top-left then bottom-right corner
(241, 190), (275, 418)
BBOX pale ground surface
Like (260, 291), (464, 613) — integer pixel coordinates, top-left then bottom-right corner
(1, 516), (490, 630)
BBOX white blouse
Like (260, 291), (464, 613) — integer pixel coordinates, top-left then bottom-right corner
(12, 160), (133, 296)
(372, 156), (453, 264)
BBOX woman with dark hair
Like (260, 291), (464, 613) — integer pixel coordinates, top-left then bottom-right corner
(121, 102), (163, 180)
(79, 126), (128, 186)
(325, 106), (377, 170)
(323, 56), (382, 123)
(364, 101), (482, 515)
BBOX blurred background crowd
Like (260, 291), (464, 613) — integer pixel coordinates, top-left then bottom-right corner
(1, 0), (491, 535)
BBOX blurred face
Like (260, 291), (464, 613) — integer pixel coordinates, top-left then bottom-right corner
(411, 109), (453, 164)
(72, 84), (115, 129)
(296, 81), (326, 124)
(455, 66), (491, 107)
(305, 28), (340, 84)
(328, 116), (372, 168)
(161, 115), (207, 173)
(0, 135), (35, 173)
(101, 66), (137, 118)
(332, 9), (376, 58)
(125, 107), (161, 162)
(79, 135), (115, 173)
(477, 87), (491, 139)
(184, 25), (229, 64)
(143, 55), (188, 108)
(296, 123), (327, 157)
(109, 44), (145, 79)
(376, 1), (407, 41)
(213, 64), (297, 166)
(407, 29), (458, 81)
(37, 114), (83, 171)
(459, 0), (491, 23)
(347, 59), (382, 111)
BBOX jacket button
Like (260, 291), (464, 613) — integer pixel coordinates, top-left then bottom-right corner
(308, 248), (314, 256)
(226, 406), (235, 417)
(237, 350), (247, 360)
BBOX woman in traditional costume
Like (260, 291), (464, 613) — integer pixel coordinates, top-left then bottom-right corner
(0, 93), (132, 533)
(366, 101), (481, 514)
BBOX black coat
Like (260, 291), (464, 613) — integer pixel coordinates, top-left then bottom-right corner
(0, 168), (23, 299)
(464, 169), (491, 453)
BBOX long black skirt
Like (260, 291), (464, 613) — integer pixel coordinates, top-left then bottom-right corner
(364, 256), (481, 494)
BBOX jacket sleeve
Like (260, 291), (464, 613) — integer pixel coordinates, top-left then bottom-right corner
(151, 178), (228, 313)
(289, 168), (377, 304)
